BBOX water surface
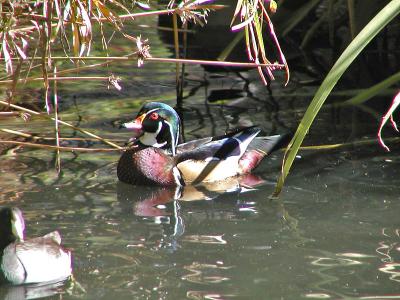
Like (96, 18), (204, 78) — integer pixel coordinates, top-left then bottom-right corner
(1, 13), (400, 300)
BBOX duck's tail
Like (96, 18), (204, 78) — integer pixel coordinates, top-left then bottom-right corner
(238, 132), (292, 174)
(248, 133), (292, 155)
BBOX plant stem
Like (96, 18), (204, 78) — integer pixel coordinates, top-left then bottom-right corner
(8, 55), (284, 68)
(1, 128), (126, 142)
(0, 140), (121, 152)
(0, 76), (111, 85)
(172, 12), (183, 103)
(0, 100), (122, 149)
(347, 0), (357, 39)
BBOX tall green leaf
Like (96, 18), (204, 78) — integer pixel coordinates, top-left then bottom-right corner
(274, 0), (400, 195)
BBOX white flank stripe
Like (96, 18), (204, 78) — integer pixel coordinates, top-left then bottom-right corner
(172, 167), (183, 186)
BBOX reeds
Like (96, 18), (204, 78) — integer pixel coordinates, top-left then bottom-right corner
(274, 0), (400, 195)
(1, 0), (288, 171)
(0, 1), (287, 95)
(2, 1), (399, 194)
(230, 0), (289, 85)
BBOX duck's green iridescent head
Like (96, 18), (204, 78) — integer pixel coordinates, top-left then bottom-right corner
(122, 102), (181, 155)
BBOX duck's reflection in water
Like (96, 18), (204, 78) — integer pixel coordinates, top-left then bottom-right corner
(117, 173), (265, 215)
(0, 279), (68, 300)
(116, 174), (266, 251)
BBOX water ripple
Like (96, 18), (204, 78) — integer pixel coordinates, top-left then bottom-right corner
(182, 235), (227, 245)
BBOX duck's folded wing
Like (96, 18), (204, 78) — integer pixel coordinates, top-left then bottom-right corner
(176, 127), (261, 183)
(1, 244), (26, 284)
(41, 231), (62, 244)
(247, 133), (292, 154)
(238, 134), (291, 174)
(176, 138), (246, 183)
(176, 137), (213, 153)
(15, 237), (72, 284)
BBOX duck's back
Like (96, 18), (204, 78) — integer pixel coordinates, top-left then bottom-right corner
(1, 232), (72, 284)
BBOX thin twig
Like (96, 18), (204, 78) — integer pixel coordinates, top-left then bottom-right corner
(1, 54), (107, 85)
(298, 136), (400, 151)
(1, 57), (284, 85)
(8, 55), (284, 68)
(0, 140), (122, 152)
(53, 65), (61, 172)
(0, 112), (20, 117)
(0, 128), (126, 142)
(7, 5), (226, 35)
(2, 136), (398, 154)
(0, 100), (122, 149)
(0, 76), (112, 85)
(172, 12), (182, 102)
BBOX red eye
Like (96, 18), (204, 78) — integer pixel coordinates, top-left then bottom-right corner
(149, 112), (159, 120)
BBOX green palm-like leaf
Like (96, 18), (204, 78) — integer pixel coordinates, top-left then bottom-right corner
(274, 0), (400, 195)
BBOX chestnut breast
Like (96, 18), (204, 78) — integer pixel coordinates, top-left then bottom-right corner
(117, 147), (176, 186)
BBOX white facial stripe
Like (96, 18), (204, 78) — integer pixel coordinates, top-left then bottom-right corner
(144, 108), (160, 116)
(164, 120), (178, 156)
(146, 108), (160, 115)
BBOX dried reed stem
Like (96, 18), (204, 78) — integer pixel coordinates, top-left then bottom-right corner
(0, 100), (122, 149)
(0, 140), (122, 152)
(8, 55), (284, 67)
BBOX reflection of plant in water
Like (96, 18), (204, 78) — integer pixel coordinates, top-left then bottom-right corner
(307, 251), (373, 299)
(377, 227), (400, 283)
(182, 261), (232, 284)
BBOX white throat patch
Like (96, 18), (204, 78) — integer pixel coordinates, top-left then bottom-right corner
(139, 121), (167, 148)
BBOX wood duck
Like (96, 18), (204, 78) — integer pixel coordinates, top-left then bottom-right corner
(0, 207), (72, 285)
(117, 102), (289, 186)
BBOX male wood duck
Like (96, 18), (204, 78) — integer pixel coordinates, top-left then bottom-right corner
(117, 102), (289, 186)
(0, 207), (72, 285)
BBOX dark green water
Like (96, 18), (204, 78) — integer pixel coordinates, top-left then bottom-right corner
(1, 14), (400, 300)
